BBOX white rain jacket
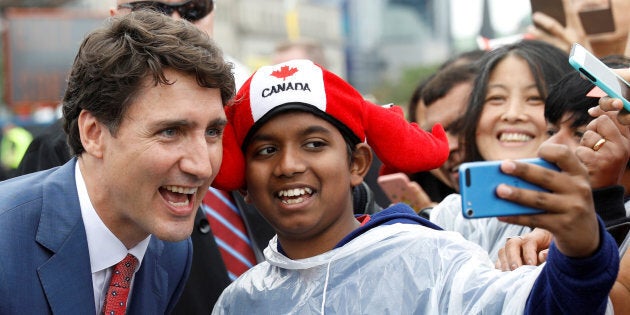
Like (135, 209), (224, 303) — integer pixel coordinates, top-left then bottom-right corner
(213, 223), (543, 314)
(431, 193), (531, 261)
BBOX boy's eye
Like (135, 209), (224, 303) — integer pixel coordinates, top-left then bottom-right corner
(546, 128), (558, 137)
(256, 146), (277, 156)
(305, 140), (326, 149)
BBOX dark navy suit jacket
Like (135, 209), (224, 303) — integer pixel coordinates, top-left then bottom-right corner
(0, 159), (192, 314)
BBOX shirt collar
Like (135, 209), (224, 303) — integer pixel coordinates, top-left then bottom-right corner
(75, 160), (151, 272)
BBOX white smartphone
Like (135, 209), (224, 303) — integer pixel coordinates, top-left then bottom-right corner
(569, 43), (630, 111)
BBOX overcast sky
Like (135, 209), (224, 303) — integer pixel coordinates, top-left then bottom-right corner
(451, 0), (532, 38)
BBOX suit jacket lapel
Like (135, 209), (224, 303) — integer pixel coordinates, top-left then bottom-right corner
(36, 160), (95, 314)
(127, 239), (167, 315)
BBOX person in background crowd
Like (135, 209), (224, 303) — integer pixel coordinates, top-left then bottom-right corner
(0, 11), (235, 314)
(272, 38), (328, 67)
(430, 40), (573, 261)
(528, 0), (630, 57)
(378, 49), (485, 215)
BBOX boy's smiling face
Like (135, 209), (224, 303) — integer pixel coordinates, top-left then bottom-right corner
(243, 111), (369, 258)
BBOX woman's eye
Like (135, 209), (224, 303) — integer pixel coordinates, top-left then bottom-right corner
(485, 95), (505, 104)
(546, 128), (557, 137)
(527, 96), (544, 105)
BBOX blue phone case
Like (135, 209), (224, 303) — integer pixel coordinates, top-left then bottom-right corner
(569, 43), (630, 112)
(459, 158), (559, 219)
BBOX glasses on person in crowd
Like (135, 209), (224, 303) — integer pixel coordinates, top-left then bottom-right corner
(117, 0), (214, 22)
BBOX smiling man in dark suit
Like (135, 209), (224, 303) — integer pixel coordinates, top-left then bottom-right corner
(0, 10), (235, 314)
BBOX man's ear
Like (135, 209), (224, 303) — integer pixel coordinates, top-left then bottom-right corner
(78, 110), (106, 159)
(350, 143), (373, 187)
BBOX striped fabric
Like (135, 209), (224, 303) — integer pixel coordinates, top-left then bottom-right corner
(202, 187), (256, 280)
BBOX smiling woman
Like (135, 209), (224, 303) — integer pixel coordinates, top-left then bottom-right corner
(430, 39), (573, 261)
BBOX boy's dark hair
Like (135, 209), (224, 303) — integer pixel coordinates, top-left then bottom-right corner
(62, 10), (235, 155)
(546, 55), (630, 129)
(545, 72), (597, 129)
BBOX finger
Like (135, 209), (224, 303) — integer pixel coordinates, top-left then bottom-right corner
(495, 249), (503, 270)
(539, 249), (549, 263)
(499, 147), (582, 194)
(588, 104), (607, 118)
(598, 95), (624, 112)
(504, 237), (524, 271)
(520, 238), (540, 266)
(586, 114), (630, 141)
(531, 12), (567, 38)
(496, 247), (508, 271)
(579, 129), (604, 150)
(537, 143), (588, 179)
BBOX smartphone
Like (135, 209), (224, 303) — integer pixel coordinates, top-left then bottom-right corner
(530, 0), (566, 27)
(578, 3), (615, 35)
(459, 158), (559, 219)
(569, 43), (630, 111)
(377, 173), (424, 212)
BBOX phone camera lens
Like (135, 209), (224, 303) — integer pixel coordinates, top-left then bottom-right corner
(466, 209), (474, 217)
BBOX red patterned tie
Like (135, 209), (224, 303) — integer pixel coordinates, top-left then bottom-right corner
(103, 254), (138, 315)
(202, 188), (256, 280)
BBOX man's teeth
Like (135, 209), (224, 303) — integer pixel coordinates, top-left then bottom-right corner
(169, 199), (190, 207)
(499, 133), (532, 142)
(164, 185), (196, 194)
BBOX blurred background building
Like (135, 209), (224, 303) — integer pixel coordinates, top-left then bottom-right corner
(0, 0), (532, 151)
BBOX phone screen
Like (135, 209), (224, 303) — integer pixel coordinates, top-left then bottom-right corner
(569, 43), (630, 111)
(579, 7), (615, 35)
(530, 0), (566, 27)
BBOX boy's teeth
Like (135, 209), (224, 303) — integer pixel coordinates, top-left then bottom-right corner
(278, 187), (313, 197)
(282, 197), (305, 205)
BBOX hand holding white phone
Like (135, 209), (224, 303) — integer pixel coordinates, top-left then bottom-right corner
(569, 43), (630, 112)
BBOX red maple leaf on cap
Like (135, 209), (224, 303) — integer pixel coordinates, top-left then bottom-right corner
(271, 65), (298, 80)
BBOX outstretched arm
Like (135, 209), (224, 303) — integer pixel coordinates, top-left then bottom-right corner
(494, 143), (619, 314)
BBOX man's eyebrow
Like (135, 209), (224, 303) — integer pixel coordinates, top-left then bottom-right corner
(208, 117), (228, 128)
(152, 117), (227, 129)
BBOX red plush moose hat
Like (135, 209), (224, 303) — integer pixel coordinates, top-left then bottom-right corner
(212, 59), (449, 191)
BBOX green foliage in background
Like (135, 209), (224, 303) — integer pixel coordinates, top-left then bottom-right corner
(370, 63), (440, 120)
